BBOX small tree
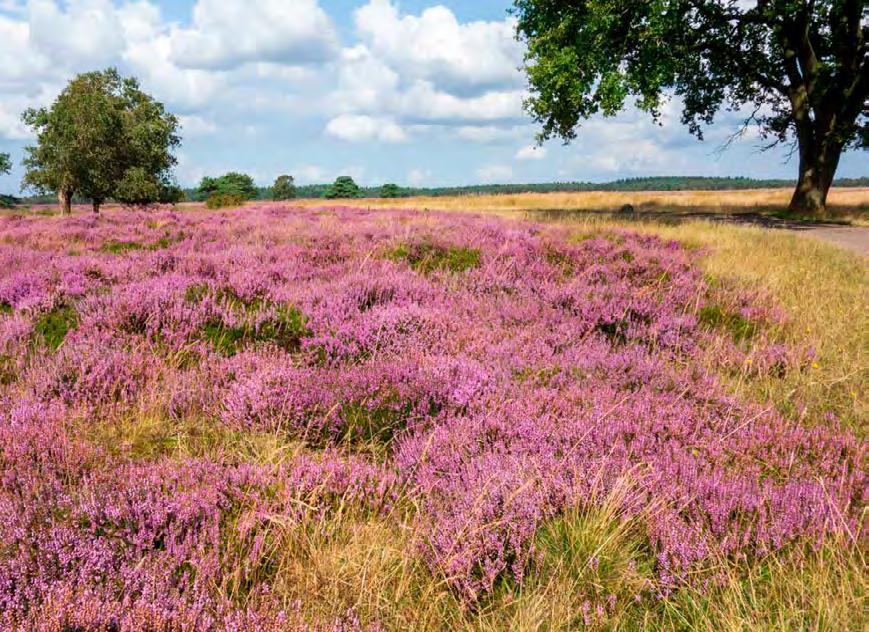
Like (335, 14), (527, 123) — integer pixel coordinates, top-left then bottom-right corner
(324, 176), (360, 199)
(271, 175), (296, 200)
(22, 68), (180, 214)
(514, 0), (868, 216)
(380, 183), (401, 198)
(197, 172), (258, 200)
(0, 153), (10, 175)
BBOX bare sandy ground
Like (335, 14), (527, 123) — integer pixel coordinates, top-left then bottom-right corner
(797, 226), (869, 257)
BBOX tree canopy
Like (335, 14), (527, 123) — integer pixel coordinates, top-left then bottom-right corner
(324, 176), (361, 199)
(379, 183), (402, 198)
(271, 175), (297, 201)
(514, 0), (868, 215)
(197, 172), (258, 201)
(0, 153), (9, 176)
(22, 68), (181, 213)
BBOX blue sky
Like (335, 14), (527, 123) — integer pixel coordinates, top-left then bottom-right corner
(0, 0), (865, 192)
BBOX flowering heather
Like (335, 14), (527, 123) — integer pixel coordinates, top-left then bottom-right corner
(0, 206), (862, 628)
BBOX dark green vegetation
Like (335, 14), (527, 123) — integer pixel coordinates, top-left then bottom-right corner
(0, 153), (12, 209)
(270, 175), (296, 200)
(513, 0), (868, 217)
(196, 172), (258, 201)
(390, 243), (481, 274)
(141, 176), (868, 206)
(379, 183), (401, 198)
(205, 193), (247, 209)
(34, 305), (78, 350)
(21, 68), (181, 214)
(325, 176), (361, 199)
(185, 285), (309, 356)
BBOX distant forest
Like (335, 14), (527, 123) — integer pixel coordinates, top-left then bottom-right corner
(17, 175), (869, 205)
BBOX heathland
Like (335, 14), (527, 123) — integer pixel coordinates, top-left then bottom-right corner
(0, 198), (864, 630)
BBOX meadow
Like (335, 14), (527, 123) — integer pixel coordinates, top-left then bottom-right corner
(292, 187), (869, 225)
(0, 203), (864, 631)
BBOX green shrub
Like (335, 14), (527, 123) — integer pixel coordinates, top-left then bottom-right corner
(102, 240), (143, 253)
(205, 193), (246, 209)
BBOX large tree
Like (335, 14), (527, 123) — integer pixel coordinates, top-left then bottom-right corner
(514, 0), (868, 216)
(22, 68), (180, 214)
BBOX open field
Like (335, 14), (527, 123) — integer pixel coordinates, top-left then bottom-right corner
(0, 203), (864, 630)
(291, 187), (869, 224)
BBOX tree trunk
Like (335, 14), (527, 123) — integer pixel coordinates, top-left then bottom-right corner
(58, 187), (72, 215)
(92, 198), (102, 214)
(787, 135), (843, 218)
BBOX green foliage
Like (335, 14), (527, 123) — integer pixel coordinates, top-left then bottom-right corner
(0, 152), (9, 175)
(200, 305), (308, 356)
(324, 176), (360, 199)
(102, 240), (144, 254)
(513, 0), (868, 214)
(21, 68), (181, 212)
(698, 303), (758, 343)
(35, 305), (78, 350)
(187, 285), (309, 356)
(205, 193), (246, 209)
(391, 243), (481, 274)
(270, 174), (296, 201)
(197, 172), (257, 201)
(379, 183), (402, 198)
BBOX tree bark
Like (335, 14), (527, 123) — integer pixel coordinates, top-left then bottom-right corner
(788, 134), (844, 217)
(58, 186), (72, 215)
(92, 199), (102, 214)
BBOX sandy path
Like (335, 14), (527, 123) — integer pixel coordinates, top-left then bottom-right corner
(795, 226), (869, 257)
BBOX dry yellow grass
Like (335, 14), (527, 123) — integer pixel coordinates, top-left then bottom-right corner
(294, 187), (869, 224)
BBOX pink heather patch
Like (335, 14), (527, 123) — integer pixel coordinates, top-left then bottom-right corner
(0, 205), (862, 626)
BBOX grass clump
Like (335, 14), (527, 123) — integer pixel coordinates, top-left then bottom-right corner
(0, 302), (11, 315)
(34, 304), (78, 350)
(102, 240), (144, 253)
(391, 242), (481, 274)
(201, 305), (308, 356)
(698, 303), (758, 343)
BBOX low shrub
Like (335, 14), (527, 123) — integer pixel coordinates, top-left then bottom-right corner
(205, 193), (246, 209)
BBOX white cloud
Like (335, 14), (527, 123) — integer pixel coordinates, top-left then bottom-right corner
(325, 114), (407, 143)
(407, 168), (431, 186)
(476, 164), (513, 183)
(169, 0), (339, 70)
(354, 0), (522, 94)
(27, 0), (125, 70)
(515, 144), (546, 160)
(178, 114), (216, 137)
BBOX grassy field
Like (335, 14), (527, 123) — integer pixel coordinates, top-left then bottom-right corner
(293, 187), (869, 224)
(0, 198), (865, 630)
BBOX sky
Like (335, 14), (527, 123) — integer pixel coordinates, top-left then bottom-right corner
(0, 0), (866, 192)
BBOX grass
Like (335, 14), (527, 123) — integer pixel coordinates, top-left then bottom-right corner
(34, 304), (78, 350)
(78, 206), (866, 630)
(293, 187), (869, 225)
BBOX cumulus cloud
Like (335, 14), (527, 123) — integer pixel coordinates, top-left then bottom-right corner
(169, 0), (339, 70)
(354, 0), (523, 94)
(515, 144), (546, 160)
(476, 164), (513, 183)
(325, 114), (407, 143)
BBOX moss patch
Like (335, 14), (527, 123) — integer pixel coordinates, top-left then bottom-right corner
(35, 305), (78, 350)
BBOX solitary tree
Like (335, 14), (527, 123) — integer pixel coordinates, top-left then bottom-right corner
(197, 172), (258, 200)
(514, 0), (868, 216)
(380, 183), (401, 198)
(22, 68), (180, 214)
(271, 174), (297, 200)
(324, 176), (361, 199)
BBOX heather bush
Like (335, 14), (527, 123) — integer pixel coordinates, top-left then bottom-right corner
(0, 206), (861, 628)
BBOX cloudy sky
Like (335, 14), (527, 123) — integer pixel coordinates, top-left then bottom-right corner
(0, 0), (865, 192)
